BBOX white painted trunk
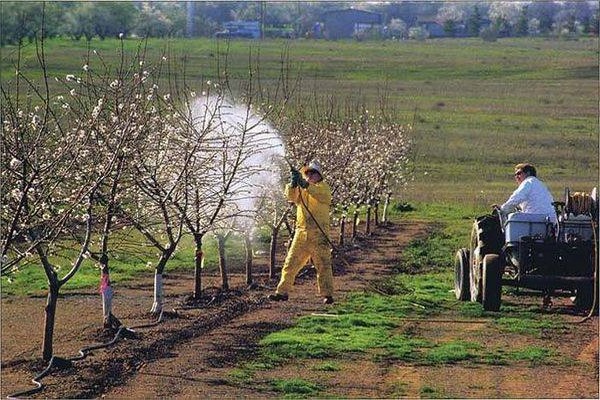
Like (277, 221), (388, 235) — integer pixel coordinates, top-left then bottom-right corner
(100, 274), (113, 323)
(150, 273), (163, 314)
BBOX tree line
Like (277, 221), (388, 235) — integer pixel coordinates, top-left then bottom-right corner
(1, 1), (598, 46)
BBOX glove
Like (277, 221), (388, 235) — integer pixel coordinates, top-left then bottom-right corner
(298, 176), (309, 189)
(290, 168), (300, 188)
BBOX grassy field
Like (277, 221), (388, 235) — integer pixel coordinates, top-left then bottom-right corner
(2, 37), (597, 206)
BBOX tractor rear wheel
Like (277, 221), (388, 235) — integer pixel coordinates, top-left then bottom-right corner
(454, 248), (470, 301)
(574, 282), (594, 310)
(482, 254), (503, 312)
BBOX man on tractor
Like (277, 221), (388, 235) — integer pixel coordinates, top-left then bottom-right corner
(498, 162), (558, 225)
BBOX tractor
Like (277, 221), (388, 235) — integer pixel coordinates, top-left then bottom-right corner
(454, 188), (598, 312)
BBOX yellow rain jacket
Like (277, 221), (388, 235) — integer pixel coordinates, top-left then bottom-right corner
(276, 173), (334, 298)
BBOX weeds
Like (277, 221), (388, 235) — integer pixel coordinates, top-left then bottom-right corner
(270, 378), (321, 397)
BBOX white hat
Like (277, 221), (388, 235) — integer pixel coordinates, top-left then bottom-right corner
(306, 160), (322, 175)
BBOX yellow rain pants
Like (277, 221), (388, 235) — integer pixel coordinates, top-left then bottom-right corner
(276, 178), (334, 298)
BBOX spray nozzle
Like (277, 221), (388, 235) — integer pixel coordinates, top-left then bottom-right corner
(285, 158), (298, 173)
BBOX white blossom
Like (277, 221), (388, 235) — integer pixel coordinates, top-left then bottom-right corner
(82, 64), (89, 72)
(10, 158), (22, 169)
(10, 188), (21, 200)
(66, 75), (76, 82)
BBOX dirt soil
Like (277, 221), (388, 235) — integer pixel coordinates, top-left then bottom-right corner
(1, 220), (598, 399)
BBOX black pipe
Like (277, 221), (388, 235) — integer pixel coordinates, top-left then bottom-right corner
(502, 275), (593, 291)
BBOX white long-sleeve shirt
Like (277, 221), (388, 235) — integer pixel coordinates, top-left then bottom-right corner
(500, 176), (558, 224)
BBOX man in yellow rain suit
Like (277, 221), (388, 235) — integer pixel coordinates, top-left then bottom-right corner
(268, 160), (335, 304)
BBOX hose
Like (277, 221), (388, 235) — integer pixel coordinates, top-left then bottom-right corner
(7, 309), (164, 399)
(579, 218), (598, 323)
(296, 186), (352, 270)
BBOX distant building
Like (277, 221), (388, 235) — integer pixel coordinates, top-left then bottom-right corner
(322, 8), (383, 40)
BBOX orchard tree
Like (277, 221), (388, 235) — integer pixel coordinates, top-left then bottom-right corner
(252, 180), (292, 279)
(1, 36), (122, 360)
(282, 95), (412, 243)
(83, 42), (200, 321)
(177, 44), (291, 298)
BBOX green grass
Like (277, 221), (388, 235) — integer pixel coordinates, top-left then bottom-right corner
(2, 37), (597, 205)
(270, 378), (321, 397)
(420, 385), (447, 398)
(247, 202), (572, 382)
(391, 201), (487, 272)
(0, 230), (271, 296)
(312, 361), (340, 372)
(257, 267), (565, 367)
(494, 314), (567, 336)
(424, 340), (481, 364)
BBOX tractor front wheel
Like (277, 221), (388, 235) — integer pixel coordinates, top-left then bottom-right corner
(469, 223), (482, 303)
(482, 254), (503, 312)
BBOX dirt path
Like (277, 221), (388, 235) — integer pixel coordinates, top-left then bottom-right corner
(1, 220), (598, 399)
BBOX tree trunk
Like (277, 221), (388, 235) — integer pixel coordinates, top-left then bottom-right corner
(150, 250), (172, 315)
(365, 205), (372, 235)
(269, 226), (279, 280)
(100, 271), (116, 328)
(244, 233), (253, 285)
(352, 209), (359, 239)
(217, 236), (229, 291)
(269, 207), (290, 280)
(374, 202), (379, 226)
(193, 233), (204, 299)
(150, 272), (164, 316)
(42, 281), (59, 361)
(99, 251), (120, 329)
(382, 192), (391, 224)
(339, 213), (346, 246)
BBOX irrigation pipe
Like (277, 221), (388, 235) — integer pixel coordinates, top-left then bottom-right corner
(7, 309), (165, 399)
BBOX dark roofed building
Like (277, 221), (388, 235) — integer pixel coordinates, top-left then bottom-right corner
(322, 8), (383, 40)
